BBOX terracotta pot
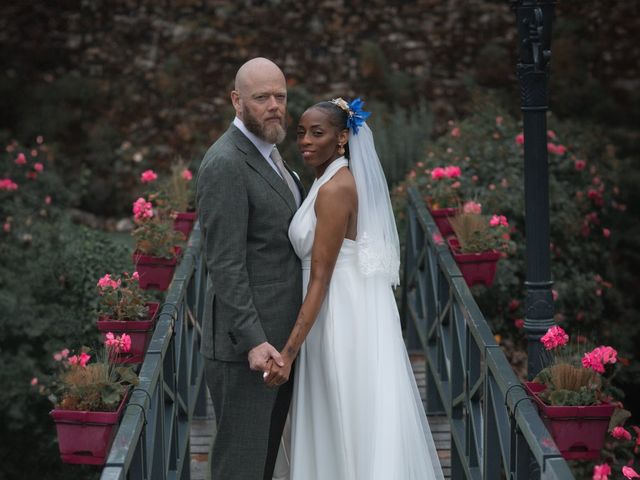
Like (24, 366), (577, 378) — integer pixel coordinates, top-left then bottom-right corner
(524, 382), (615, 460)
(50, 390), (128, 465)
(173, 211), (197, 238)
(96, 302), (160, 364)
(429, 207), (457, 236)
(132, 247), (181, 291)
(448, 237), (501, 287)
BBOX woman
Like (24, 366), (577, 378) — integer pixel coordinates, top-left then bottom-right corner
(266, 98), (444, 479)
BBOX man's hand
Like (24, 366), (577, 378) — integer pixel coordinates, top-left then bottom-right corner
(264, 352), (293, 387)
(248, 342), (284, 372)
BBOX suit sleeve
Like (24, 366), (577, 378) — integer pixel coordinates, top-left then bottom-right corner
(196, 153), (267, 354)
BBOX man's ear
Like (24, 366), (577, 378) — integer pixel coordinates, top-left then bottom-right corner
(231, 90), (241, 115)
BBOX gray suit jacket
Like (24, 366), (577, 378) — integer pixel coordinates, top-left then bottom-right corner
(196, 124), (303, 362)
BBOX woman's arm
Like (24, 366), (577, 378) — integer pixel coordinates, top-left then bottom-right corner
(264, 173), (355, 386)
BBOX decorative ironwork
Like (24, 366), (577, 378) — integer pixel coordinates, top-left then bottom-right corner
(402, 188), (574, 479)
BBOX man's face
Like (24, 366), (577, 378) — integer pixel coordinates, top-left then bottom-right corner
(233, 75), (287, 144)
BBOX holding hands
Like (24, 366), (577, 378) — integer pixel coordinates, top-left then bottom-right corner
(248, 342), (284, 372)
(264, 352), (294, 387)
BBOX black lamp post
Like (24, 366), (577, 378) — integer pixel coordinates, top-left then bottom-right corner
(511, 0), (556, 379)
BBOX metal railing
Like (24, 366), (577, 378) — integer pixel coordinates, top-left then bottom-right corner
(401, 188), (574, 480)
(101, 223), (207, 480)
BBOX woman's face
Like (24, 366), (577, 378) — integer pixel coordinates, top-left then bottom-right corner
(296, 108), (348, 172)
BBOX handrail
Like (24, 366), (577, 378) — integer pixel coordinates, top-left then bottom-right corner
(402, 187), (574, 480)
(100, 223), (207, 480)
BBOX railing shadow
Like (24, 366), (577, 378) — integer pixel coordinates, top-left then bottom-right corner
(100, 223), (207, 480)
(402, 188), (574, 480)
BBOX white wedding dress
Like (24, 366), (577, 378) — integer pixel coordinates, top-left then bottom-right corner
(274, 158), (444, 480)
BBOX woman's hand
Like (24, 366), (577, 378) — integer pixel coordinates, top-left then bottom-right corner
(264, 353), (293, 387)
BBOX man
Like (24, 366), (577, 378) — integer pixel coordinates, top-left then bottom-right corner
(196, 57), (303, 479)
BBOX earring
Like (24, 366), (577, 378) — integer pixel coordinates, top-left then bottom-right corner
(337, 144), (345, 156)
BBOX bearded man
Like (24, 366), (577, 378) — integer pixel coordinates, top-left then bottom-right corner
(196, 57), (304, 479)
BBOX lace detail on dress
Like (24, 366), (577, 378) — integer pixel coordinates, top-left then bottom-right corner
(357, 231), (400, 286)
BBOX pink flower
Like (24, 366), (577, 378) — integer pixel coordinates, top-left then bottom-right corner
(432, 232), (444, 245)
(552, 289), (558, 301)
(33, 162), (44, 172)
(181, 169), (193, 181)
(602, 228), (610, 238)
(593, 463), (611, 480)
(45, 195), (52, 205)
(463, 201), (482, 215)
(0, 178), (19, 191)
(132, 197), (153, 220)
(431, 167), (446, 180)
(540, 325), (569, 350)
(97, 273), (121, 291)
(489, 215), (509, 228)
(508, 299), (520, 312)
(547, 130), (557, 140)
(105, 332), (132, 354)
(120, 333), (132, 353)
(3, 222), (10, 233)
(140, 169), (158, 183)
(444, 165), (461, 178)
(30, 377), (38, 386)
(547, 143), (567, 155)
(79, 352), (91, 367)
(515, 319), (525, 329)
(132, 271), (140, 281)
(575, 160), (587, 171)
(450, 127), (460, 137)
(611, 426), (632, 441)
(515, 133), (524, 145)
(15, 153), (26, 165)
(623, 466), (640, 479)
(582, 346), (617, 373)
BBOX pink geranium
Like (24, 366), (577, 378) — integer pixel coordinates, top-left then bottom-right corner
(575, 159), (587, 171)
(515, 133), (524, 145)
(444, 165), (461, 178)
(593, 463), (611, 480)
(0, 178), (19, 191)
(97, 273), (121, 291)
(540, 325), (569, 350)
(105, 332), (132, 354)
(140, 169), (158, 183)
(611, 426), (632, 441)
(547, 143), (567, 155)
(15, 153), (26, 165)
(33, 162), (44, 172)
(431, 167), (446, 180)
(450, 127), (460, 137)
(462, 201), (482, 215)
(582, 345), (617, 373)
(132, 197), (153, 220)
(182, 169), (193, 181)
(489, 215), (509, 228)
(68, 352), (91, 367)
(623, 466), (640, 479)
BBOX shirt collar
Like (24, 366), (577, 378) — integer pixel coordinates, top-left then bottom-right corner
(233, 117), (275, 161)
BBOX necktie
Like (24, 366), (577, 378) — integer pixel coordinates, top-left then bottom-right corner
(271, 147), (301, 207)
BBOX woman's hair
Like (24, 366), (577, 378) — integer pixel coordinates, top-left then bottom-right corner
(309, 101), (350, 159)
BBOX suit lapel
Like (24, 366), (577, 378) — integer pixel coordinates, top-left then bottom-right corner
(229, 126), (297, 213)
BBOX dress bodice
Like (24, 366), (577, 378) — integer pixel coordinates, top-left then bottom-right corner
(288, 158), (356, 268)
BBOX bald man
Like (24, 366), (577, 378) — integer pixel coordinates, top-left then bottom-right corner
(196, 58), (304, 479)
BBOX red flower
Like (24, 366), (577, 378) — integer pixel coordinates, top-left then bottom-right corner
(575, 160), (586, 170)
(515, 133), (524, 145)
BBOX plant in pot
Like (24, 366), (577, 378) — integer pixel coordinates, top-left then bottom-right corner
(95, 272), (160, 363)
(422, 165), (463, 236)
(143, 160), (196, 238)
(447, 205), (512, 286)
(131, 196), (185, 290)
(39, 335), (138, 465)
(525, 325), (630, 461)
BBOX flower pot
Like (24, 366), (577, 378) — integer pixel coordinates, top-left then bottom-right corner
(173, 211), (197, 238)
(524, 382), (615, 460)
(96, 302), (160, 364)
(132, 247), (181, 291)
(448, 237), (501, 287)
(429, 207), (457, 236)
(50, 390), (128, 465)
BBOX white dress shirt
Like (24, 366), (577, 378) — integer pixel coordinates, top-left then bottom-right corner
(233, 117), (281, 176)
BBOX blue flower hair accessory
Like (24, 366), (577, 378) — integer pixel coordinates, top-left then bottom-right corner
(330, 97), (371, 135)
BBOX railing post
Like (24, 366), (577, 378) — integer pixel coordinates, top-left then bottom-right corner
(510, 0), (556, 379)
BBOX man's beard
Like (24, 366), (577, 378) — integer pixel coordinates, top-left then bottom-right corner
(243, 106), (286, 144)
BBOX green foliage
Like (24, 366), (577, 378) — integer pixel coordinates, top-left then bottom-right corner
(449, 212), (512, 254)
(96, 271), (150, 321)
(132, 216), (185, 258)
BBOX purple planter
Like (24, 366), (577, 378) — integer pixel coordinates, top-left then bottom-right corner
(429, 207), (457, 236)
(524, 382), (615, 460)
(173, 211), (197, 238)
(132, 247), (181, 291)
(96, 302), (160, 364)
(448, 237), (501, 287)
(50, 391), (128, 465)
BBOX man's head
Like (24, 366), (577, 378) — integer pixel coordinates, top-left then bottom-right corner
(231, 58), (287, 144)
